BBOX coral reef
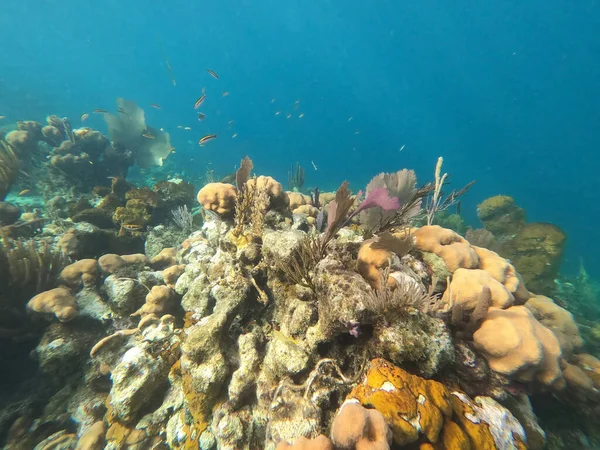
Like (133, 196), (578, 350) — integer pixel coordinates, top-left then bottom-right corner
(1, 159), (599, 450)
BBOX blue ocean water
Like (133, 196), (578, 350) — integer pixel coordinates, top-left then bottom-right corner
(1, 0), (599, 277)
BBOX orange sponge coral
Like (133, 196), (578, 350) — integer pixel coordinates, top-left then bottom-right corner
(27, 287), (78, 322)
(473, 306), (565, 389)
(197, 182), (238, 217)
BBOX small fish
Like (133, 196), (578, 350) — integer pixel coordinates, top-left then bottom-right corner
(122, 224), (144, 232)
(184, 127), (191, 131)
(354, 131), (360, 135)
(298, 113), (304, 118)
(89, 161), (94, 165)
(272, 329), (299, 346)
(399, 144), (406, 152)
(222, 91), (229, 97)
(165, 61), (176, 86)
(228, 120), (234, 127)
(232, 133), (238, 139)
(194, 94), (206, 109)
(206, 69), (219, 79)
(18, 189), (31, 196)
(80, 113), (89, 122)
(311, 160), (318, 171)
(202, 86), (206, 94)
(177, 125), (183, 129)
(294, 100), (300, 109)
(0, 116), (5, 120)
(275, 111), (281, 116)
(286, 113), (292, 119)
(160, 127), (165, 131)
(199, 134), (217, 145)
(142, 131), (155, 139)
(150, 103), (161, 109)
(271, 98), (276, 103)
(348, 116), (353, 122)
(93, 109), (108, 114)
(197, 112), (206, 121)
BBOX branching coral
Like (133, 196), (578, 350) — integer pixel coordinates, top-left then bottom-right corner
(0, 238), (67, 307)
(0, 140), (19, 200)
(362, 266), (440, 325)
(425, 157), (475, 226)
(288, 162), (305, 192)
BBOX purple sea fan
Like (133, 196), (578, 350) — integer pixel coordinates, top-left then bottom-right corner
(358, 169), (420, 231)
(348, 187), (401, 222)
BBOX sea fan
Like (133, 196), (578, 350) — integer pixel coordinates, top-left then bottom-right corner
(358, 169), (420, 232)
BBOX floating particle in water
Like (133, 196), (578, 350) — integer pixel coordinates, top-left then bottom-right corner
(222, 91), (229, 97)
(271, 98), (276, 103)
(348, 116), (353, 122)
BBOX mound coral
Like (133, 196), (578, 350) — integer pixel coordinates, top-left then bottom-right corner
(477, 195), (526, 237)
(473, 306), (565, 389)
(413, 225), (479, 272)
(504, 222), (567, 294)
(27, 287), (78, 322)
(197, 182), (238, 217)
(246, 175), (289, 210)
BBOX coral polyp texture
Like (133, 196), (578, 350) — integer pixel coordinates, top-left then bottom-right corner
(0, 157), (598, 450)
